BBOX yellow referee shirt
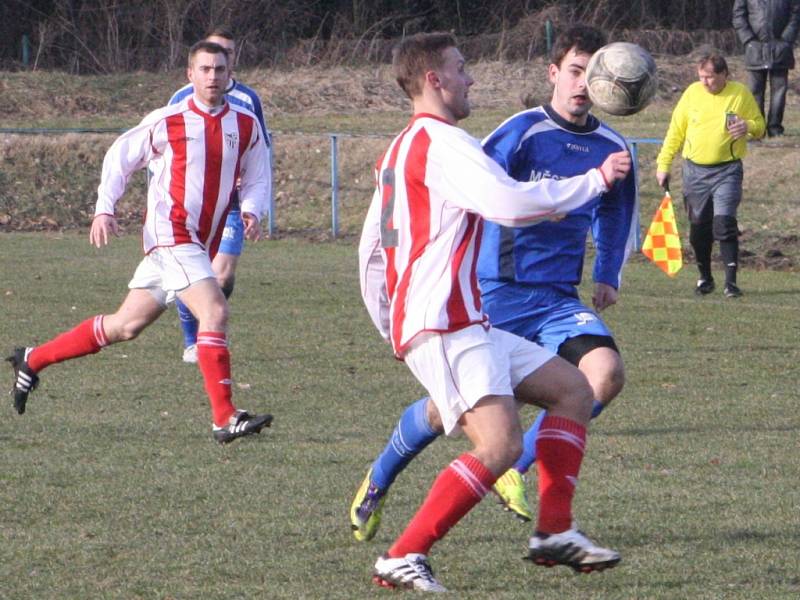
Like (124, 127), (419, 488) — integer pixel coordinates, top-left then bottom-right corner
(656, 80), (765, 172)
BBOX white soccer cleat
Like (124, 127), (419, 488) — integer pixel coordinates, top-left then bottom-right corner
(526, 526), (620, 573)
(373, 553), (447, 592)
(182, 344), (198, 364)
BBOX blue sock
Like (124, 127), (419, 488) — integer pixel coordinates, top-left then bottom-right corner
(591, 399), (605, 419)
(513, 410), (546, 473)
(370, 397), (440, 491)
(176, 299), (199, 348)
(513, 400), (606, 473)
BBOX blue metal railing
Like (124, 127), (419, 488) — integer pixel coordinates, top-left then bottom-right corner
(1, 127), (664, 238)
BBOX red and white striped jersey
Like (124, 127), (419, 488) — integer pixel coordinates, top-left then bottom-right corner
(95, 96), (269, 255)
(359, 113), (609, 356)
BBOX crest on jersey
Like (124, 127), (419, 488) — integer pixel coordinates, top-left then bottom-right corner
(574, 312), (596, 326)
(224, 132), (239, 149)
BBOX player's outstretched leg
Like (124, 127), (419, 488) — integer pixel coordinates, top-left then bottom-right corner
(373, 553), (446, 592)
(6, 315), (110, 415)
(350, 397), (440, 541)
(6, 347), (39, 415)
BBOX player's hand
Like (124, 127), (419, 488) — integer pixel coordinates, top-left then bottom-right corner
(656, 171), (670, 190)
(727, 116), (748, 140)
(592, 282), (618, 312)
(598, 150), (632, 186)
(242, 212), (262, 241)
(89, 214), (120, 248)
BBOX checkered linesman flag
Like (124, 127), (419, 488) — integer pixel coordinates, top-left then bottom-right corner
(641, 191), (683, 276)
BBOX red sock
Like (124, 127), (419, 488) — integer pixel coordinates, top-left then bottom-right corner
(196, 331), (236, 427)
(388, 453), (496, 557)
(27, 316), (108, 372)
(535, 415), (587, 533)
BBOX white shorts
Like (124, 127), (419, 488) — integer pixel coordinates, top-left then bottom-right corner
(403, 324), (555, 435)
(128, 244), (215, 307)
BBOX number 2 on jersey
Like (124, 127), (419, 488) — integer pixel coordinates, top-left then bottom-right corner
(380, 167), (398, 248)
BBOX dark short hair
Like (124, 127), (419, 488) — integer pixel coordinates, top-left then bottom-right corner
(205, 28), (235, 42)
(392, 32), (458, 99)
(550, 25), (607, 67)
(697, 52), (728, 75)
(188, 40), (229, 67)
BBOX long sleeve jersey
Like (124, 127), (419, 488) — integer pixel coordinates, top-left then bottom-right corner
(477, 105), (638, 292)
(656, 81), (765, 172)
(95, 96), (270, 256)
(358, 113), (610, 356)
(170, 79), (272, 215)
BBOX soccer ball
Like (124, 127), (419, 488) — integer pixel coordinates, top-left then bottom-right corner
(585, 42), (658, 116)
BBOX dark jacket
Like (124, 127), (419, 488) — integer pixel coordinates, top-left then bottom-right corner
(733, 0), (800, 69)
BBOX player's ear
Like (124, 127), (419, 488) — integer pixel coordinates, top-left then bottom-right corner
(425, 69), (441, 89)
(547, 63), (559, 85)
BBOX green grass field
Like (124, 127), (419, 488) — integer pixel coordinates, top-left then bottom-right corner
(1, 233), (798, 599)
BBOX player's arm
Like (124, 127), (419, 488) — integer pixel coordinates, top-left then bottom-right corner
(247, 91), (273, 216)
(238, 121), (270, 234)
(434, 130), (629, 227)
(592, 153), (638, 293)
(93, 114), (162, 246)
(358, 188), (390, 341)
(89, 214), (121, 248)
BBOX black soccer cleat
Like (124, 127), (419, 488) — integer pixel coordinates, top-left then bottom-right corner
(212, 409), (273, 444)
(6, 347), (39, 415)
(525, 527), (621, 574)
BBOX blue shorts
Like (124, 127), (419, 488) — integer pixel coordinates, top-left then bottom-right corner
(482, 283), (613, 354)
(218, 210), (244, 256)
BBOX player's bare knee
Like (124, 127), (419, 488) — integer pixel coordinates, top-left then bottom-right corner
(594, 360), (625, 404)
(200, 302), (229, 330)
(607, 362), (626, 398)
(114, 319), (148, 342)
(504, 434), (523, 465)
(554, 375), (594, 423)
(476, 435), (522, 473)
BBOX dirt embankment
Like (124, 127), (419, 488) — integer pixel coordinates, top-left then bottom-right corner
(2, 54), (799, 269)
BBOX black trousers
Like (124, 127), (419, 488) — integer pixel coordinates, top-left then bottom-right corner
(748, 68), (789, 136)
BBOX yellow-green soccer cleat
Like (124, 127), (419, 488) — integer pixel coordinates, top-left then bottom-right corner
(492, 468), (534, 522)
(350, 468), (386, 542)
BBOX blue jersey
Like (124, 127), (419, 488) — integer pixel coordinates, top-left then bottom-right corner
(477, 105), (637, 293)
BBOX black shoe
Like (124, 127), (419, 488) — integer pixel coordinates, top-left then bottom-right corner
(212, 409), (273, 444)
(6, 347), (39, 415)
(723, 283), (743, 298)
(695, 278), (715, 296)
(526, 526), (621, 573)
